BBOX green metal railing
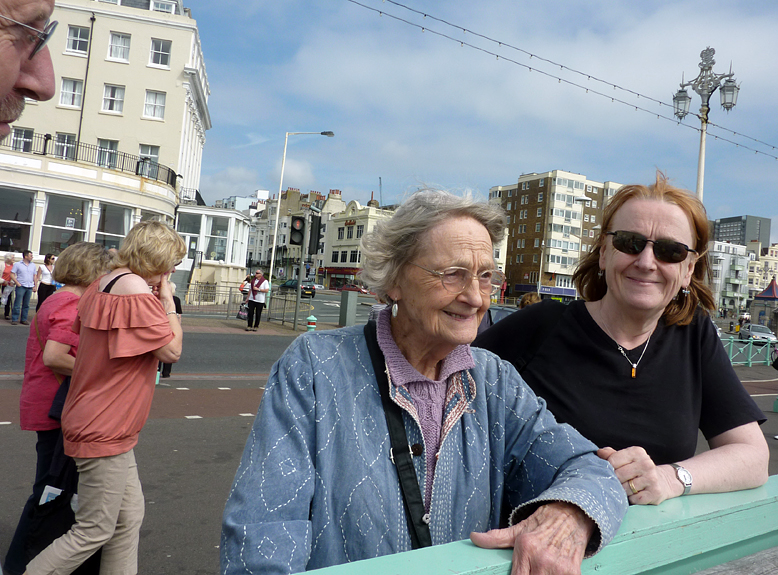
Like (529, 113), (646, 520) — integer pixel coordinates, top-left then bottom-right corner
(722, 337), (778, 367)
(314, 476), (778, 575)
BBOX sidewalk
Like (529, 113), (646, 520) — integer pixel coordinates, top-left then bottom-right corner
(179, 314), (341, 335)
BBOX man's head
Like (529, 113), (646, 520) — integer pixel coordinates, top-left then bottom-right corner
(22, 249), (32, 262)
(0, 0), (57, 140)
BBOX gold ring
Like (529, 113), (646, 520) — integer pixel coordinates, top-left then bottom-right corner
(629, 479), (639, 495)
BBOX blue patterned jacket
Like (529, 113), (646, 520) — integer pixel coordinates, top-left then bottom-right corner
(221, 326), (627, 574)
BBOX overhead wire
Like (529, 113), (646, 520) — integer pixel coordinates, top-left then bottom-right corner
(344, 0), (778, 161)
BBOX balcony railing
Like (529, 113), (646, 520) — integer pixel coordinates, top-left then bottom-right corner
(0, 132), (177, 188)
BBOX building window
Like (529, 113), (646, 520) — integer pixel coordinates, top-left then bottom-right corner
(108, 32), (131, 61)
(346, 226), (354, 239)
(54, 133), (76, 160)
(537, 207), (542, 217)
(60, 78), (83, 107)
(143, 90), (166, 119)
(539, 179), (544, 187)
(534, 238), (540, 248)
(506, 202), (511, 211)
(591, 215), (596, 224)
(95, 203), (132, 249)
(41, 195), (88, 255)
(331, 251), (338, 263)
(356, 224), (364, 238)
(66, 25), (89, 54)
(138, 144), (160, 178)
(350, 250), (358, 263)
(11, 128), (33, 152)
(533, 255), (538, 263)
(102, 84), (125, 113)
(337, 227), (344, 240)
(97, 138), (119, 169)
(149, 38), (172, 67)
(205, 216), (229, 261)
(152, 0), (175, 13)
(340, 250), (347, 263)
(99, 0), (118, 3)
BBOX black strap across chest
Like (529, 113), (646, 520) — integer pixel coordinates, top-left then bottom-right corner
(363, 321), (432, 549)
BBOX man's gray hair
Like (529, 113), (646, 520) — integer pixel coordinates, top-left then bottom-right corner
(359, 189), (506, 303)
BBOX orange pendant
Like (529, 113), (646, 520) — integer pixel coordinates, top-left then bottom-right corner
(631, 367), (636, 378)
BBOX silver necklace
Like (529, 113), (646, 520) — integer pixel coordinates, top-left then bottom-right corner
(599, 319), (652, 379)
(615, 333), (651, 379)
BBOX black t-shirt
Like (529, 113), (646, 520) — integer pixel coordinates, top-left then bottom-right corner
(473, 300), (765, 465)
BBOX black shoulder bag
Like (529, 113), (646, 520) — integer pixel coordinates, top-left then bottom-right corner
(364, 321), (432, 549)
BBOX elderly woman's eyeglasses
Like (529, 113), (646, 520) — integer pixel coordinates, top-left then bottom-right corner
(410, 263), (505, 295)
(0, 14), (58, 59)
(606, 230), (697, 264)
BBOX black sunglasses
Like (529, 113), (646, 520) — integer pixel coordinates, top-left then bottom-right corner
(606, 230), (697, 264)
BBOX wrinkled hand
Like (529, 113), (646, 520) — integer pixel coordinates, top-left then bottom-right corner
(597, 447), (680, 505)
(470, 502), (594, 575)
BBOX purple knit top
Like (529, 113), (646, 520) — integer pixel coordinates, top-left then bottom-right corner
(376, 308), (475, 511)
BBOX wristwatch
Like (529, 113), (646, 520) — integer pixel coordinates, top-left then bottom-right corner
(669, 463), (693, 496)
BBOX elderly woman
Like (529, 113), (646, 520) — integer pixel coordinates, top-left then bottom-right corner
(4, 243), (110, 575)
(474, 174), (768, 506)
(221, 190), (626, 575)
(25, 221), (186, 575)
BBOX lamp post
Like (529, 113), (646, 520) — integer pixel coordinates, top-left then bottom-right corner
(267, 131), (334, 294)
(672, 47), (739, 203)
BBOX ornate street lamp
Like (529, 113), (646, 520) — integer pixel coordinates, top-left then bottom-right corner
(672, 47), (740, 203)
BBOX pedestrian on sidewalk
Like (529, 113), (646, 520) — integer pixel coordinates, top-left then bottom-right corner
(245, 269), (269, 331)
(2, 253), (16, 319)
(10, 250), (37, 325)
(34, 253), (56, 311)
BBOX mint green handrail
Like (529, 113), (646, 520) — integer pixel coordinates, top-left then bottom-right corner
(313, 476), (778, 575)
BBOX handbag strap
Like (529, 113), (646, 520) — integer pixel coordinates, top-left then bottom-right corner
(364, 321), (432, 549)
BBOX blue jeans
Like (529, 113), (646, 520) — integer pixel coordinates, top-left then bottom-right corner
(12, 285), (32, 322)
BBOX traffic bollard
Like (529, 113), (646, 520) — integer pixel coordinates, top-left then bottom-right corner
(307, 315), (317, 332)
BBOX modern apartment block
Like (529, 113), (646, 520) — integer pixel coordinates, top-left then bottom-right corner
(714, 216), (771, 247)
(489, 170), (622, 300)
(0, 0), (210, 257)
(709, 241), (750, 316)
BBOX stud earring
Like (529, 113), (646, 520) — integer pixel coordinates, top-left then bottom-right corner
(391, 302), (398, 317)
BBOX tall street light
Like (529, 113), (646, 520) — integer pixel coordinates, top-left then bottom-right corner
(672, 47), (739, 203)
(574, 197), (588, 300)
(267, 131), (335, 292)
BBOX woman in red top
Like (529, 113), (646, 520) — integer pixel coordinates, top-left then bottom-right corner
(25, 221), (186, 575)
(4, 242), (110, 575)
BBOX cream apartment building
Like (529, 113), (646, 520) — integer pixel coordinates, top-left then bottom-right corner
(0, 0), (210, 257)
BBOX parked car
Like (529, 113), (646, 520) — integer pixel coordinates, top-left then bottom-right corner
(477, 304), (519, 335)
(739, 323), (778, 344)
(313, 284), (325, 290)
(278, 279), (316, 298)
(342, 283), (369, 294)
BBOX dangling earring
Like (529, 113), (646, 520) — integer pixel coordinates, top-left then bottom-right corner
(597, 270), (604, 278)
(681, 288), (690, 296)
(391, 301), (399, 317)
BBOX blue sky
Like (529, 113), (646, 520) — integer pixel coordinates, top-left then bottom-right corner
(188, 0), (778, 243)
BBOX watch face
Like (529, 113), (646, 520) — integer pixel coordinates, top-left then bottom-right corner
(677, 468), (693, 485)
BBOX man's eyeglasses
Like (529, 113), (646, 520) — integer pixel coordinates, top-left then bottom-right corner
(410, 262), (505, 295)
(0, 13), (58, 60)
(606, 230), (697, 264)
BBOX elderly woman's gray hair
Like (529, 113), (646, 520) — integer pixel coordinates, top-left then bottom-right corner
(359, 189), (506, 303)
